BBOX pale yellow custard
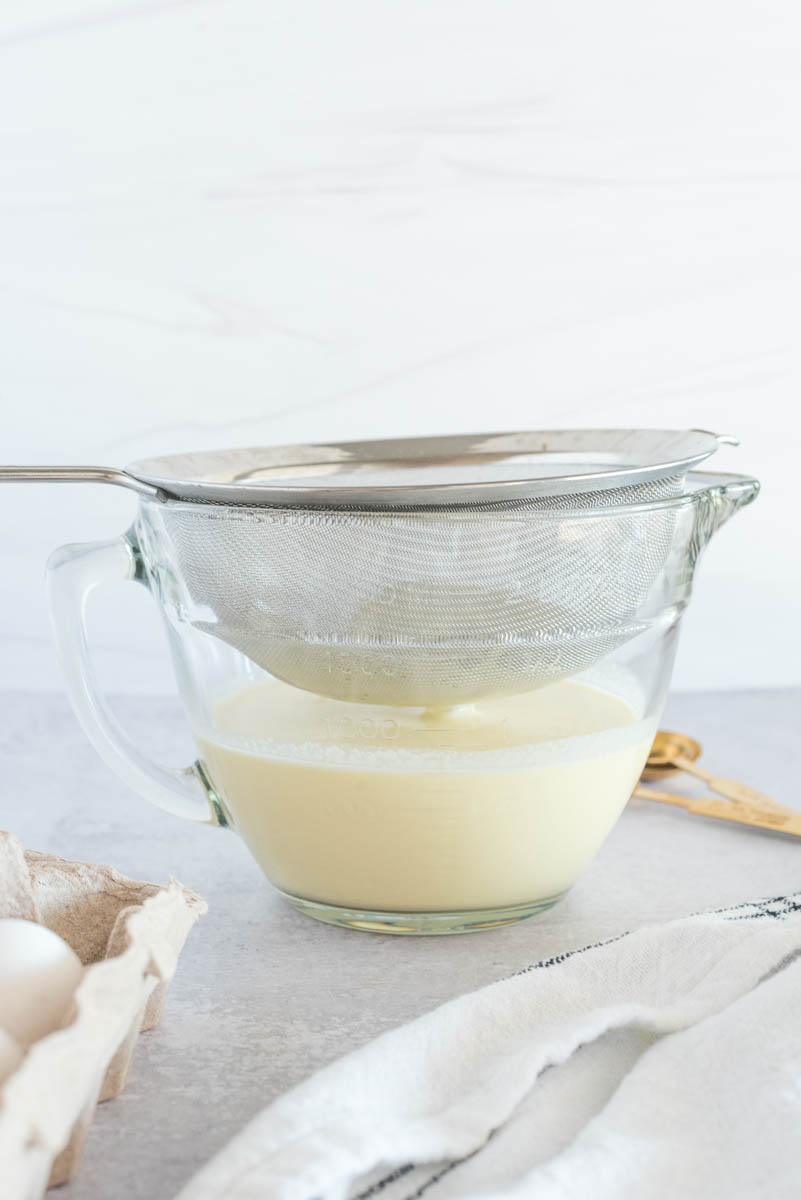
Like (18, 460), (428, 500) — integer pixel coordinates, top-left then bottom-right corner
(196, 678), (654, 913)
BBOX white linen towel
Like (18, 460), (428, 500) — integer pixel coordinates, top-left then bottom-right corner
(177, 894), (801, 1200)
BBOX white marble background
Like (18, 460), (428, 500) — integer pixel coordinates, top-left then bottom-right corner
(1, 0), (799, 693)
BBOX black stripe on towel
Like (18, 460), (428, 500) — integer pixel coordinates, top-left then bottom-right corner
(354, 1163), (416, 1199)
(512, 931), (628, 977)
(400, 1147), (482, 1200)
(716, 895), (801, 922)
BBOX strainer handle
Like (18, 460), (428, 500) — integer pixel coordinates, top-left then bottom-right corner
(47, 535), (221, 824)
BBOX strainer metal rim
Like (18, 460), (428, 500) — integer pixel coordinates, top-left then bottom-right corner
(140, 470), (757, 520)
(126, 428), (734, 509)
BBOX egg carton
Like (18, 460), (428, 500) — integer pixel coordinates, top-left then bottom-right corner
(0, 830), (206, 1198)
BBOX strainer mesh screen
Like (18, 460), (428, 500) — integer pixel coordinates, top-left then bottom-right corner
(145, 472), (684, 706)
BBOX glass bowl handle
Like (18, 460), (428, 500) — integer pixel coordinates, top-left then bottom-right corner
(47, 534), (222, 825)
(692, 473), (761, 560)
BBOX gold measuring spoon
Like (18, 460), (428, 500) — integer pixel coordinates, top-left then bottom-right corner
(642, 730), (786, 812)
(634, 731), (801, 837)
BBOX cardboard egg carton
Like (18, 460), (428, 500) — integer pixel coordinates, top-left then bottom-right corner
(0, 830), (206, 1198)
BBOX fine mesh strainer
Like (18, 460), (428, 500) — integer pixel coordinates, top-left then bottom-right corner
(3, 429), (732, 706)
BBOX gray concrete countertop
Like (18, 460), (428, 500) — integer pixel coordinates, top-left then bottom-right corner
(1, 687), (800, 1200)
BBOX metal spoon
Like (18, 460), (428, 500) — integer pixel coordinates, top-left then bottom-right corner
(634, 730), (801, 836)
(632, 782), (801, 836)
(642, 730), (789, 816)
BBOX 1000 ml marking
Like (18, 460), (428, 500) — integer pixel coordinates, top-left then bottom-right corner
(318, 715), (513, 745)
(320, 716), (401, 742)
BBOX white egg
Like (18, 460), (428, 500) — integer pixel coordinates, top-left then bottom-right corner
(0, 919), (84, 1046)
(0, 1026), (24, 1085)
(0, 1027), (23, 1086)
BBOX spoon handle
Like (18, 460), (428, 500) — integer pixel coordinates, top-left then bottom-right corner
(632, 784), (688, 809)
(633, 785), (801, 838)
(671, 755), (792, 817)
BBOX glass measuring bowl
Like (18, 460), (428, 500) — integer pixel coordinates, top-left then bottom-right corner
(46, 471), (758, 933)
